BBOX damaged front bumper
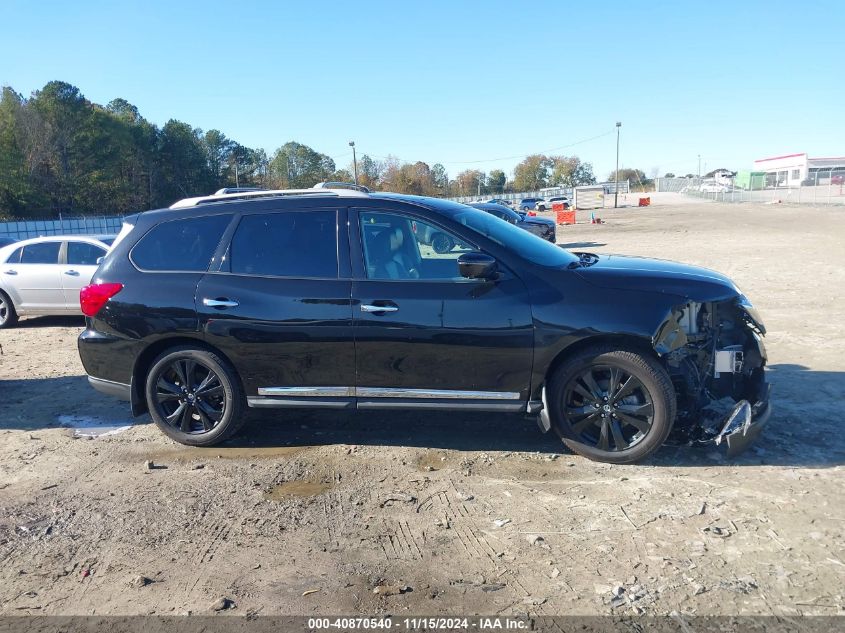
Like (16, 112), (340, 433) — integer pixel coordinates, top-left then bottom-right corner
(704, 383), (772, 457)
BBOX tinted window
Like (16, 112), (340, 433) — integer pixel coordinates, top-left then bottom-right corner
(451, 207), (578, 267)
(132, 215), (231, 272)
(21, 242), (60, 264)
(5, 247), (22, 264)
(360, 212), (476, 280)
(229, 211), (337, 278)
(67, 242), (106, 266)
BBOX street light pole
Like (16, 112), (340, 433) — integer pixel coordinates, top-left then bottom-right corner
(698, 154), (701, 179)
(349, 141), (358, 185)
(614, 122), (621, 208)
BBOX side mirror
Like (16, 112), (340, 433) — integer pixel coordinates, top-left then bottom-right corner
(96, 257), (104, 265)
(458, 252), (498, 280)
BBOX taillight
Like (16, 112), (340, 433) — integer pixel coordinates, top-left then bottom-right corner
(80, 283), (123, 317)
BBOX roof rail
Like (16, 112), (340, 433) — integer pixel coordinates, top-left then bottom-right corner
(313, 181), (371, 193)
(213, 187), (266, 195)
(170, 186), (369, 209)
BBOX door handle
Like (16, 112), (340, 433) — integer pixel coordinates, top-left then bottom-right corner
(3, 270), (16, 275)
(203, 298), (239, 309)
(64, 270), (80, 276)
(361, 304), (399, 313)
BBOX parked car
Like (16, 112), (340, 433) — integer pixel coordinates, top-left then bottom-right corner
(699, 182), (730, 193)
(485, 198), (513, 208)
(470, 203), (555, 243)
(0, 234), (115, 328)
(535, 196), (570, 212)
(0, 236), (17, 248)
(519, 197), (543, 211)
(78, 185), (770, 464)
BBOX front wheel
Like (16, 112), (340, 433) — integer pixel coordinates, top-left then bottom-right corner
(547, 345), (676, 464)
(0, 291), (18, 329)
(145, 346), (246, 446)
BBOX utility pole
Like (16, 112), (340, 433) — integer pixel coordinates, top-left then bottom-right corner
(614, 122), (622, 208)
(698, 154), (701, 179)
(349, 141), (358, 185)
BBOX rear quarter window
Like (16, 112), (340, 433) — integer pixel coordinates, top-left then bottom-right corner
(131, 214), (232, 272)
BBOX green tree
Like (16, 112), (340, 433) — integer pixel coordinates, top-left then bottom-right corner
(664, 172), (676, 178)
(355, 154), (383, 190)
(487, 169), (506, 194)
(608, 168), (651, 192)
(431, 163), (448, 195)
(548, 155), (596, 187)
(455, 169), (484, 196)
(268, 141), (335, 189)
(513, 154), (551, 191)
(0, 87), (39, 215)
(157, 120), (214, 203)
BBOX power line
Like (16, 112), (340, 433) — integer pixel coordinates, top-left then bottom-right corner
(342, 128), (616, 170)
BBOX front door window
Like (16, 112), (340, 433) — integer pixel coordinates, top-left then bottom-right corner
(359, 212), (475, 280)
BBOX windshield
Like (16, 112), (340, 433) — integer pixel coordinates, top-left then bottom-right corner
(452, 208), (578, 267)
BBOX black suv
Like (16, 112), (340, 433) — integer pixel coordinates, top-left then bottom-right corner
(79, 185), (770, 463)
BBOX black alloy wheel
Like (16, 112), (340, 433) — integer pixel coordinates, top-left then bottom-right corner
(145, 346), (245, 446)
(563, 364), (654, 451)
(548, 346), (676, 464)
(431, 232), (454, 254)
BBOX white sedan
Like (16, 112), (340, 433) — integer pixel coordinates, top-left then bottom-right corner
(0, 234), (115, 328)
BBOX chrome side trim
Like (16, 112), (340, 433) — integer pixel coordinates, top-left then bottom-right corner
(257, 386), (354, 397)
(357, 400), (524, 412)
(256, 386), (521, 400)
(248, 397), (354, 409)
(355, 387), (520, 400)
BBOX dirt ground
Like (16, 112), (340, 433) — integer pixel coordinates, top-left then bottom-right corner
(0, 199), (843, 618)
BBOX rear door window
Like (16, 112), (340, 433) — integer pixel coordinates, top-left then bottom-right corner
(67, 242), (107, 266)
(20, 242), (60, 264)
(132, 214), (232, 272)
(229, 210), (338, 278)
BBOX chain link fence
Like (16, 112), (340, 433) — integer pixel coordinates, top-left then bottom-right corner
(446, 181), (630, 205)
(0, 215), (125, 241)
(657, 171), (845, 205)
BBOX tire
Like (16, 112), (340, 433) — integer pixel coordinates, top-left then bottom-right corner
(431, 232), (454, 254)
(537, 205), (546, 212)
(0, 290), (18, 329)
(547, 345), (676, 464)
(145, 346), (246, 446)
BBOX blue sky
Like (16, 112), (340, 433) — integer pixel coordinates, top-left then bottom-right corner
(2, 0), (843, 180)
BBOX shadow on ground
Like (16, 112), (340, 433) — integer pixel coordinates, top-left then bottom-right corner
(2, 364), (843, 467)
(12, 315), (86, 329)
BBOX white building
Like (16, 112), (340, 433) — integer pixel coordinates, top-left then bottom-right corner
(753, 153), (845, 186)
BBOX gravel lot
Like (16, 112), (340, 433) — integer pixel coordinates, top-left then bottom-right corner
(0, 199), (843, 618)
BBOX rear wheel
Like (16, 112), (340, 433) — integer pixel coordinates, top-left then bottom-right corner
(145, 346), (245, 446)
(0, 291), (18, 329)
(548, 345), (676, 464)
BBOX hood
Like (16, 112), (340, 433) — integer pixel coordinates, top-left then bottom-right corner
(572, 253), (740, 302)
